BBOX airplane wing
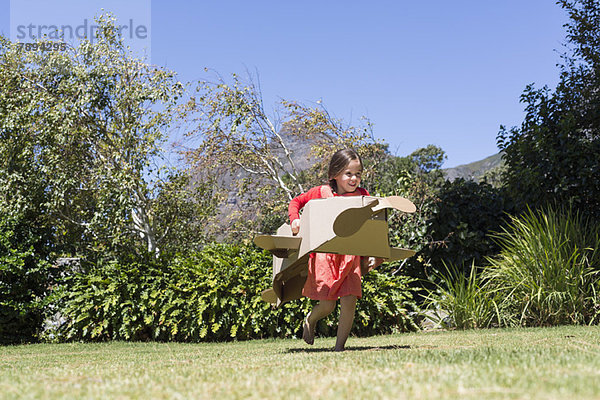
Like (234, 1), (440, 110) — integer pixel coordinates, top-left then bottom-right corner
(261, 288), (278, 303)
(389, 248), (416, 261)
(254, 235), (302, 258)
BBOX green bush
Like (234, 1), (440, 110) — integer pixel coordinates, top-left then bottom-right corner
(423, 179), (511, 276)
(484, 207), (600, 326)
(357, 269), (419, 334)
(53, 244), (419, 342)
(383, 175), (511, 287)
(0, 222), (54, 344)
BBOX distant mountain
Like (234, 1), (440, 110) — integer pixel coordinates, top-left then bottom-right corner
(443, 152), (504, 182)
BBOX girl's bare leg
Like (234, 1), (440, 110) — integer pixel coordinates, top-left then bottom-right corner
(335, 295), (357, 351)
(303, 300), (336, 345)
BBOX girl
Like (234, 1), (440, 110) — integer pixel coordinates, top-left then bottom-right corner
(288, 148), (382, 351)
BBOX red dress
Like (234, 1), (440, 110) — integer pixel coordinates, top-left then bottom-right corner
(288, 185), (369, 301)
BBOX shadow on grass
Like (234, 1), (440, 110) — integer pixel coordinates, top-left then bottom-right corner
(287, 344), (411, 353)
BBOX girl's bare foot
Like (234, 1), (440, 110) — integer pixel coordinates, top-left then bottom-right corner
(302, 316), (314, 345)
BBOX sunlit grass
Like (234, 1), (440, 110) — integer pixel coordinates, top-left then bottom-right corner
(1, 326), (600, 399)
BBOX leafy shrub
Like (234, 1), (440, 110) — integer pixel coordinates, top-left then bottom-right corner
(0, 221), (54, 344)
(382, 173), (511, 286)
(357, 270), (419, 334)
(423, 179), (511, 276)
(53, 244), (419, 342)
(378, 166), (441, 283)
(484, 207), (600, 326)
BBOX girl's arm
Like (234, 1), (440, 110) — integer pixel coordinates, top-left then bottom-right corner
(288, 186), (327, 234)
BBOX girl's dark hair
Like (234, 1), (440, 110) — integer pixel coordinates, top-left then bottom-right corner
(328, 148), (363, 192)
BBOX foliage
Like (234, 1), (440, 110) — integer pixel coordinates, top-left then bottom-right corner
(0, 16), (220, 342)
(0, 16), (203, 261)
(150, 171), (221, 255)
(52, 244), (419, 342)
(0, 217), (56, 344)
(183, 72), (387, 238)
(55, 245), (273, 341)
(372, 146), (445, 280)
(376, 149), (512, 287)
(374, 144), (445, 196)
(479, 161), (507, 188)
(422, 179), (512, 277)
(498, 0), (600, 221)
(424, 1), (600, 327)
(424, 262), (501, 330)
(428, 207), (600, 329)
(357, 269), (420, 334)
(483, 206), (600, 327)
(373, 147), (509, 287)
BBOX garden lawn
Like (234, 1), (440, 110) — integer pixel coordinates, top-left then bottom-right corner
(1, 325), (599, 399)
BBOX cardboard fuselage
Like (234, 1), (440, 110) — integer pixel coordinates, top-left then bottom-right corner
(270, 196), (414, 304)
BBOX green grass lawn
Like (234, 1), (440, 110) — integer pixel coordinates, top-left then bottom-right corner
(1, 325), (599, 399)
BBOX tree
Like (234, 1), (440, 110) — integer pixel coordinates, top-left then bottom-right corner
(497, 0), (600, 220)
(184, 72), (387, 236)
(0, 15), (219, 341)
(0, 15), (209, 260)
(375, 144), (446, 196)
(374, 146), (512, 286)
(373, 146), (445, 279)
(150, 171), (221, 255)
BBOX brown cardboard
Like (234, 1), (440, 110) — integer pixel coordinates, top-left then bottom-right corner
(255, 195), (416, 306)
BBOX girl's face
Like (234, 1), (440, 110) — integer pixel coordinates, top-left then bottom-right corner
(333, 159), (362, 195)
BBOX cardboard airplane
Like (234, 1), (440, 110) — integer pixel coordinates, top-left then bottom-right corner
(254, 195), (417, 306)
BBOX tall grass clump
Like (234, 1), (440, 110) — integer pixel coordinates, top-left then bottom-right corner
(484, 207), (600, 326)
(425, 262), (501, 329)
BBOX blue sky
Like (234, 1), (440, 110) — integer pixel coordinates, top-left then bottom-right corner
(1, 1), (568, 167)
